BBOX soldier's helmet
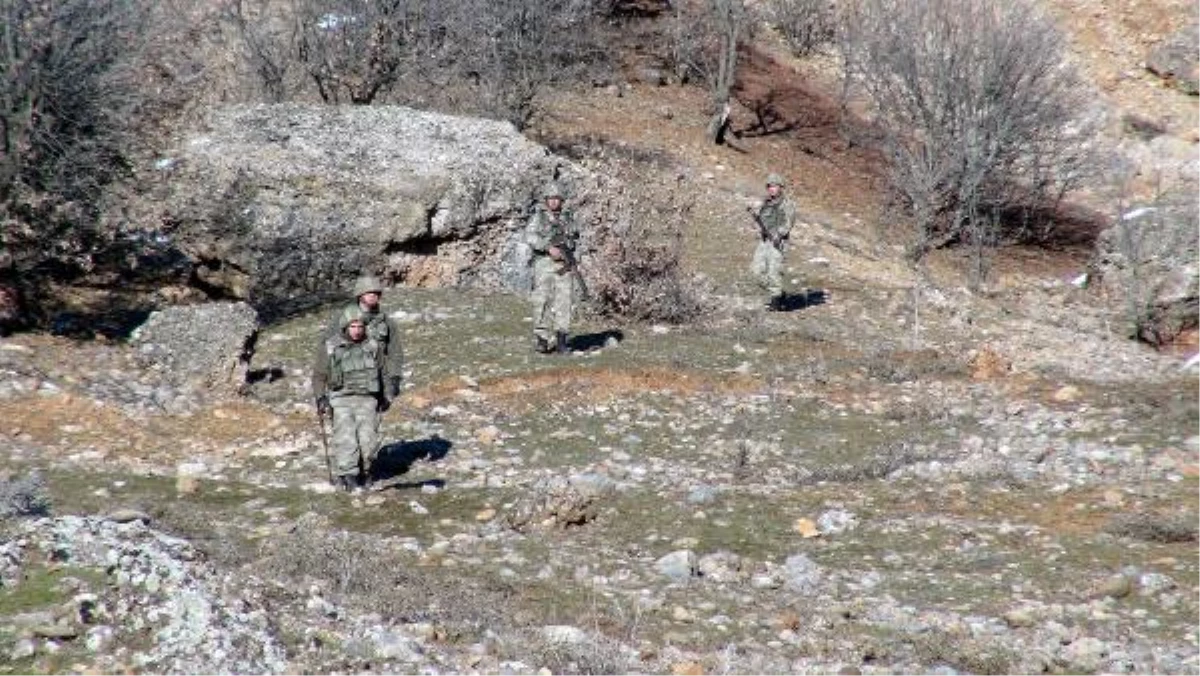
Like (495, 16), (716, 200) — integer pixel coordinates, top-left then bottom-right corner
(766, 173), (786, 188)
(352, 274), (383, 298)
(541, 182), (566, 200)
(339, 306), (368, 333)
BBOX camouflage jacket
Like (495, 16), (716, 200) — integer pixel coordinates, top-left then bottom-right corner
(311, 305), (403, 399)
(323, 337), (383, 397)
(526, 206), (580, 258)
(754, 195), (796, 248)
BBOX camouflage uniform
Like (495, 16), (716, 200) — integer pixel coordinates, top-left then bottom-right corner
(749, 173), (797, 307)
(312, 307), (384, 491)
(315, 275), (404, 408)
(526, 182), (581, 353)
(312, 275), (403, 490)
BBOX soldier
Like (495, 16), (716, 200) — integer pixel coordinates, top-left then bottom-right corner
(319, 274), (403, 406)
(312, 308), (385, 493)
(526, 181), (582, 354)
(745, 173), (797, 310)
(313, 274), (403, 488)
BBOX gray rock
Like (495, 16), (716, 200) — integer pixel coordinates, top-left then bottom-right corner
(1091, 201), (1198, 345)
(84, 625), (115, 652)
(1146, 24), (1199, 95)
(160, 104), (586, 316)
(655, 550), (697, 582)
(686, 484), (720, 505)
(817, 509), (858, 535)
(368, 628), (424, 661)
(782, 553), (823, 592)
(130, 302), (258, 391)
(697, 551), (744, 583)
(1061, 636), (1109, 673)
(10, 637), (36, 660)
(540, 625), (589, 645)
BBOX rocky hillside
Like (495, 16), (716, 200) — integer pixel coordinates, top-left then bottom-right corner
(0, 1), (1197, 674)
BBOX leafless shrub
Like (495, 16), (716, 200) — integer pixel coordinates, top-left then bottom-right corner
(0, 0), (174, 327)
(584, 172), (712, 323)
(911, 629), (1017, 675)
(798, 441), (933, 483)
(1105, 512), (1198, 544)
(0, 471), (51, 519)
(222, 0), (305, 102)
(839, 0), (1097, 287)
(0, 0), (150, 204)
(664, 0), (750, 142)
(258, 517), (512, 628)
(863, 348), (963, 383)
(497, 629), (634, 675)
(756, 0), (836, 57)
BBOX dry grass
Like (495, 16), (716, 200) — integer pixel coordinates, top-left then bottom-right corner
(1105, 512), (1199, 544)
(256, 515), (514, 630)
(407, 365), (763, 413)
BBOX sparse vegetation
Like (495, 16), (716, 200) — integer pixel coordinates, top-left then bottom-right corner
(225, 0), (611, 128)
(757, 0), (836, 57)
(1096, 165), (1200, 346)
(0, 470), (50, 519)
(1106, 512), (1199, 544)
(839, 0), (1096, 286)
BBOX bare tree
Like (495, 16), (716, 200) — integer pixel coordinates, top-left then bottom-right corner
(224, 0), (303, 103)
(0, 0), (149, 204)
(666, 0), (748, 144)
(839, 0), (1096, 286)
(289, 0), (413, 105)
(757, 0), (835, 57)
(224, 0), (607, 127)
(447, 0), (607, 129)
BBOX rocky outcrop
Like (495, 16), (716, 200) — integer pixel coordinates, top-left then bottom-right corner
(130, 302), (259, 392)
(1145, 23), (1199, 96)
(158, 104), (610, 320)
(1090, 201), (1199, 346)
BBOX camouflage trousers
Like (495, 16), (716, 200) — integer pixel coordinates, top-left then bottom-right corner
(751, 241), (785, 298)
(531, 257), (575, 341)
(329, 394), (380, 477)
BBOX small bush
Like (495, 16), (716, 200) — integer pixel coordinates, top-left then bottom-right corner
(259, 515), (513, 629)
(0, 471), (52, 519)
(583, 161), (712, 324)
(498, 628), (634, 675)
(1105, 512), (1198, 544)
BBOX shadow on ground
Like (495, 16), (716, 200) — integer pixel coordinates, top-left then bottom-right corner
(372, 435), (452, 484)
(775, 289), (828, 312)
(569, 329), (624, 352)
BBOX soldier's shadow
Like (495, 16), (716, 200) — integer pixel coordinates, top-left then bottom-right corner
(568, 329), (624, 352)
(372, 435), (452, 490)
(776, 289), (828, 312)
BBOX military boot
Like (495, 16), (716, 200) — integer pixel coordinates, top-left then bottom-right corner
(337, 475), (357, 493)
(535, 336), (552, 354)
(556, 331), (569, 354)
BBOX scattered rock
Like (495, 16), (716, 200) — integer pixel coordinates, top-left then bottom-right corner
(105, 509), (151, 524)
(655, 550), (698, 582)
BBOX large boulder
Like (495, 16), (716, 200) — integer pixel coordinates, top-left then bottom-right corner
(157, 104), (609, 320)
(130, 302), (259, 391)
(1090, 200), (1199, 346)
(1146, 23), (1199, 96)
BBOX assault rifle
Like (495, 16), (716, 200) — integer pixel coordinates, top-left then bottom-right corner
(746, 204), (783, 249)
(550, 236), (590, 301)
